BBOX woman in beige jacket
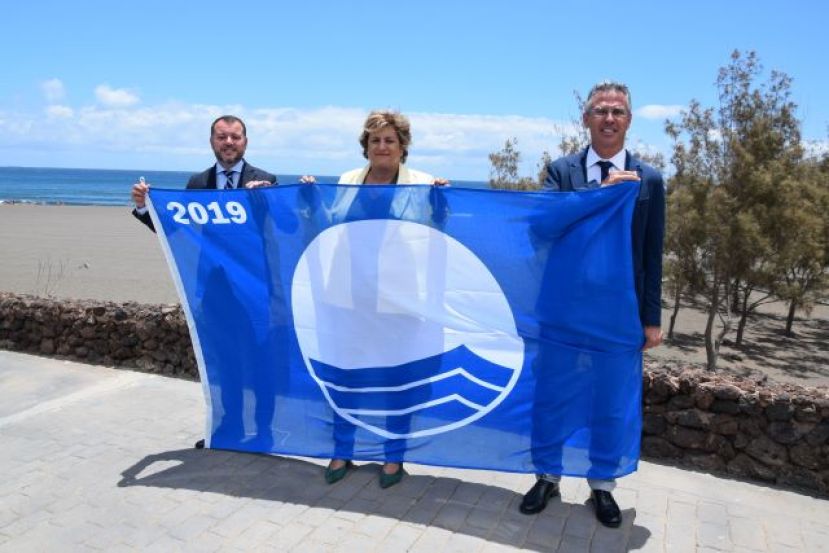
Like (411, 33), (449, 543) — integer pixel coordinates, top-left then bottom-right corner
(318, 110), (447, 489)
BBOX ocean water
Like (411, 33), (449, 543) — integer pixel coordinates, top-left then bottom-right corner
(0, 166), (489, 206)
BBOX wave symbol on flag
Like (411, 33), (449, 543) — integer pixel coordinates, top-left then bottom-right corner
(310, 345), (514, 425)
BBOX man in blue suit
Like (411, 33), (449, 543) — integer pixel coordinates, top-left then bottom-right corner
(131, 115), (277, 231)
(129, 115), (278, 450)
(520, 81), (666, 527)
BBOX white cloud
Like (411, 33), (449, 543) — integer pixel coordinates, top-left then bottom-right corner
(45, 105), (74, 119)
(94, 84), (140, 108)
(804, 139), (829, 158)
(41, 78), (66, 103)
(0, 102), (582, 179)
(636, 104), (684, 120)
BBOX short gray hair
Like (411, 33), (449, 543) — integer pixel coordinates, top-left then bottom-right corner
(584, 81), (632, 113)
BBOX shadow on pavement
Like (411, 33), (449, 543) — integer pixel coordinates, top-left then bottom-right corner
(118, 447), (652, 551)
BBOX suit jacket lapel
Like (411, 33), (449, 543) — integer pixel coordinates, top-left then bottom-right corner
(625, 150), (639, 172)
(569, 147), (589, 187)
(625, 151), (649, 200)
(208, 160), (246, 189)
(206, 165), (218, 189)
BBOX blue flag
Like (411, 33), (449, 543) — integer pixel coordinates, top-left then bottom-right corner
(148, 182), (643, 479)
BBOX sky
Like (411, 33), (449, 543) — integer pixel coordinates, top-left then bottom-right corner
(1, 0), (828, 181)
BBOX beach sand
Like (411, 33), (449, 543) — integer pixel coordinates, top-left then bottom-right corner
(1, 204), (827, 387)
(0, 204), (177, 304)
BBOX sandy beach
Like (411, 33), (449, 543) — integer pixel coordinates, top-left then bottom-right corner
(0, 204), (178, 304)
(2, 203), (827, 387)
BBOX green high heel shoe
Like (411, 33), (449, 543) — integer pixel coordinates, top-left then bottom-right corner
(325, 460), (353, 484)
(379, 464), (405, 489)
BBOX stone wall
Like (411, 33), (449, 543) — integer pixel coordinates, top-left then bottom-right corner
(642, 362), (829, 496)
(2, 292), (828, 496)
(0, 293), (196, 378)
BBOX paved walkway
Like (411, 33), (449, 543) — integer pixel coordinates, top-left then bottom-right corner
(0, 350), (826, 552)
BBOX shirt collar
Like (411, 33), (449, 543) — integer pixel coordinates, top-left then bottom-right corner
(586, 146), (626, 170)
(215, 159), (245, 175)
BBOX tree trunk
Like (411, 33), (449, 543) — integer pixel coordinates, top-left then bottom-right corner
(785, 299), (797, 336)
(717, 310), (732, 355)
(730, 278), (741, 313)
(735, 287), (750, 346)
(668, 285), (682, 340)
(704, 281), (720, 371)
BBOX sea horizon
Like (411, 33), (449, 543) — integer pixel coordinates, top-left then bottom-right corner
(0, 166), (490, 207)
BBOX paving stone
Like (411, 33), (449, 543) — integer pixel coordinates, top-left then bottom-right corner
(666, 499), (696, 522)
(802, 529), (829, 553)
(556, 534), (590, 553)
(306, 516), (355, 545)
(525, 515), (565, 549)
(632, 536), (666, 553)
(729, 517), (766, 550)
(480, 542), (518, 553)
(664, 523), (696, 553)
(375, 522), (422, 552)
(433, 502), (472, 532)
(332, 532), (380, 552)
(489, 512), (533, 546)
(409, 526), (453, 553)
(173, 531), (225, 553)
(259, 522), (313, 550)
(451, 482), (488, 507)
(698, 501), (730, 524)
(765, 544), (803, 553)
(442, 531), (489, 553)
(466, 506), (504, 530)
(763, 518), (803, 548)
(636, 489), (669, 516)
(697, 521), (733, 550)
(563, 505), (596, 540)
(590, 528), (629, 553)
(352, 514), (396, 539)
(633, 511), (666, 539)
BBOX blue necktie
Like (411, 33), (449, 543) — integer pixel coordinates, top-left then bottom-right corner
(224, 170), (235, 190)
(597, 161), (613, 184)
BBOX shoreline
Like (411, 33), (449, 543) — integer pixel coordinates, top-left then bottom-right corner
(0, 199), (133, 207)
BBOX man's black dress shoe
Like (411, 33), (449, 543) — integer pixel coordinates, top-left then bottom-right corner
(591, 490), (621, 527)
(519, 480), (560, 514)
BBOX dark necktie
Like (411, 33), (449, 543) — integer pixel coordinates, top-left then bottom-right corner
(224, 170), (235, 190)
(597, 160), (613, 184)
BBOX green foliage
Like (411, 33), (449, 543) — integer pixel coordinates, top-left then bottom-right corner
(536, 150), (552, 185)
(769, 164), (829, 334)
(557, 90), (589, 157)
(488, 138), (541, 191)
(665, 49), (827, 369)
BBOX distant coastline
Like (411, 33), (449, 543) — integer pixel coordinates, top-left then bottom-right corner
(0, 166), (489, 207)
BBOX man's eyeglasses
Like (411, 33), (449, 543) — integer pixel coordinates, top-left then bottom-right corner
(588, 107), (630, 119)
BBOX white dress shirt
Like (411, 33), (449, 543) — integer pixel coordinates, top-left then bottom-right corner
(585, 147), (626, 185)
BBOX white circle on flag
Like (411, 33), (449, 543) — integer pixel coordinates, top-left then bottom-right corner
(291, 220), (524, 438)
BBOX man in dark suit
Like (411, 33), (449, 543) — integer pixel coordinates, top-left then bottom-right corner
(131, 115), (277, 230)
(520, 81), (665, 527)
(130, 115), (278, 450)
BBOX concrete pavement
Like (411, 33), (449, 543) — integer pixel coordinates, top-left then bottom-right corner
(0, 350), (826, 552)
